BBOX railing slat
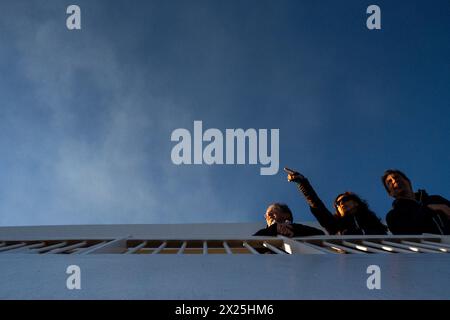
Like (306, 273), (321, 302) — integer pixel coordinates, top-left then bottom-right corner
(322, 241), (363, 254)
(85, 238), (130, 254)
(361, 241), (411, 253)
(421, 240), (450, 250)
(2, 242), (45, 253)
(341, 241), (388, 253)
(263, 241), (287, 254)
(203, 241), (208, 255)
(125, 241), (148, 254)
(152, 242), (167, 254)
(177, 241), (187, 254)
(222, 241), (232, 254)
(400, 240), (444, 253)
(47, 242), (88, 254)
(0, 243), (27, 252)
(277, 236), (327, 254)
(297, 241), (337, 254)
(243, 242), (260, 254)
(31, 242), (68, 253)
(381, 240), (421, 253)
(75, 241), (107, 255)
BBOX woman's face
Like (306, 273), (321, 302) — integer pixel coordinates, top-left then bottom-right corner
(335, 196), (359, 217)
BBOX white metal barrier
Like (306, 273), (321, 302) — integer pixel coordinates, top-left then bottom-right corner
(0, 235), (448, 255)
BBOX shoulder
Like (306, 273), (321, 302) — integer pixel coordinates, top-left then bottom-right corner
(385, 209), (398, 224)
(427, 194), (450, 205)
(386, 209), (394, 218)
(253, 224), (277, 236)
(292, 223), (325, 235)
(253, 227), (269, 236)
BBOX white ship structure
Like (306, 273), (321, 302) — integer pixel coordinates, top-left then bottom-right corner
(0, 222), (449, 299)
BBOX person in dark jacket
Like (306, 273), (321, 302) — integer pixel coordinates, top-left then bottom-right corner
(382, 169), (450, 235)
(284, 168), (388, 235)
(253, 203), (325, 237)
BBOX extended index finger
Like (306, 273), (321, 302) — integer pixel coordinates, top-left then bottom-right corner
(283, 167), (297, 175)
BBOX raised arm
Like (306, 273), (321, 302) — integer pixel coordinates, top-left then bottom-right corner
(284, 168), (339, 234)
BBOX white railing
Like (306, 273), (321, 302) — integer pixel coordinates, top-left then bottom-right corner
(0, 235), (448, 255)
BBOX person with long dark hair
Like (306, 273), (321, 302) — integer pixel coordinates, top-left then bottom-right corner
(284, 168), (387, 235)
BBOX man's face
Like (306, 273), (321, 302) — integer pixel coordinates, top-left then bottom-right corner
(335, 196), (358, 217)
(265, 206), (291, 226)
(385, 173), (413, 198)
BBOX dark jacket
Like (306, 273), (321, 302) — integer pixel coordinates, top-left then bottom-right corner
(295, 178), (388, 235)
(253, 222), (324, 237)
(386, 189), (450, 235)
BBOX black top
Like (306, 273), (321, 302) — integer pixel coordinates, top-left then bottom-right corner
(253, 222), (325, 237)
(386, 189), (450, 235)
(295, 178), (388, 235)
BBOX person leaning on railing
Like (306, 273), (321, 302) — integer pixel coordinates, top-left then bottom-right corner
(382, 169), (450, 235)
(284, 168), (388, 235)
(253, 203), (325, 237)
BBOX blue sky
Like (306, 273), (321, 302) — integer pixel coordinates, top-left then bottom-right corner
(0, 0), (449, 226)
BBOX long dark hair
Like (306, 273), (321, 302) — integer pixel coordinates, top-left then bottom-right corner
(333, 192), (386, 228)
